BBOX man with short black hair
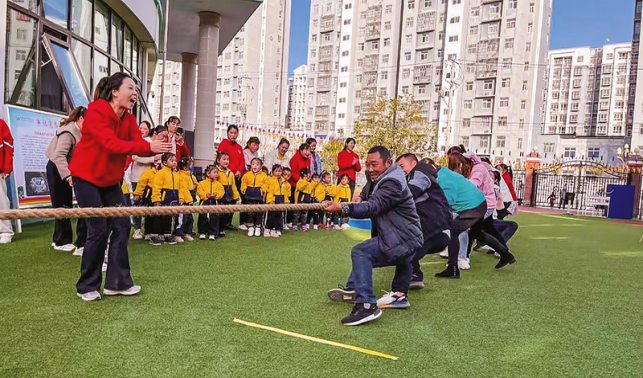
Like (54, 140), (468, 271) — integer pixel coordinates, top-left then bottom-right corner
(326, 146), (423, 326)
(396, 153), (452, 289)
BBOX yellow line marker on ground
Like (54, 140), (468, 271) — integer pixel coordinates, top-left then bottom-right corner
(232, 318), (399, 361)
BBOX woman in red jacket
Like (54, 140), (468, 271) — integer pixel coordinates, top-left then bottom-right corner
(337, 138), (361, 198)
(288, 143), (312, 188)
(69, 72), (171, 302)
(497, 164), (517, 201)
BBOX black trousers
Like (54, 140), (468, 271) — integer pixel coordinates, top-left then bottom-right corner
(198, 198), (219, 235)
(448, 202), (486, 266)
(411, 230), (450, 280)
(46, 161), (86, 247)
(237, 177), (248, 225)
(468, 214), (511, 258)
(73, 177), (133, 293)
(267, 211), (284, 231)
(246, 199), (264, 227)
(310, 199), (323, 224)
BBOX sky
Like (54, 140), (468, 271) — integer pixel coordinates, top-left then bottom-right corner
(287, 0), (635, 75)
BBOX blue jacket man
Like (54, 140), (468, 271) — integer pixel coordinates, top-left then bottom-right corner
(326, 146), (422, 326)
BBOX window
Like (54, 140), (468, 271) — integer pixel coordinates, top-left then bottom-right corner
(526, 42), (531, 52)
(342, 50), (349, 57)
(420, 51), (430, 61)
(517, 138), (523, 150)
(503, 58), (513, 69)
(619, 52), (628, 60)
(312, 35), (317, 42)
(342, 35), (350, 41)
(508, 0), (518, 9)
(564, 148), (576, 159)
(381, 71), (388, 80)
(602, 77), (611, 86)
(384, 38), (391, 47)
(463, 119), (471, 127)
(528, 23), (533, 33)
(418, 86), (427, 94)
(484, 80), (494, 90)
(421, 33), (431, 43)
(570, 115), (578, 123)
(616, 88), (625, 97)
(529, 2), (535, 13)
(470, 26), (479, 36)
(587, 148), (600, 159)
(466, 82), (473, 91)
(496, 136), (506, 148)
(521, 100), (526, 110)
(323, 33), (332, 42)
(359, 43), (364, 51)
(341, 66), (348, 72)
(502, 78), (511, 88)
(574, 67), (583, 76)
(498, 117), (507, 126)
(386, 4), (393, 13)
(572, 91), (581, 100)
(424, 0), (433, 7)
(449, 35), (459, 42)
(464, 100), (472, 109)
(462, 136), (470, 148)
(405, 52), (412, 61)
(601, 89), (610, 98)
(402, 86), (409, 94)
(482, 99), (493, 109)
(406, 35), (413, 44)
(479, 136), (490, 148)
(338, 113), (346, 119)
(406, 18), (414, 27)
(340, 82), (347, 88)
(345, 3), (352, 9)
(524, 62), (530, 71)
(403, 69), (410, 79)
(385, 21), (392, 30)
(382, 54), (389, 63)
(409, 0), (416, 8)
(507, 19), (516, 29)
(522, 81), (528, 91)
(606, 53), (613, 60)
(343, 19), (351, 25)
(500, 98), (509, 107)
(505, 39), (514, 49)
(452, 0), (461, 4)
(371, 41), (379, 50)
(339, 98), (346, 103)
(488, 24), (499, 34)
(471, 8), (480, 17)
(598, 113), (608, 123)
(450, 17), (460, 24)
(355, 90), (361, 98)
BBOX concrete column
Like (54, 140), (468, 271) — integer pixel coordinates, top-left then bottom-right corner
(627, 158), (643, 218)
(194, 12), (221, 166)
(180, 53), (197, 132)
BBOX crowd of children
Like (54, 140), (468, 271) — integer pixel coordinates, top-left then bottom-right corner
(130, 149), (355, 245)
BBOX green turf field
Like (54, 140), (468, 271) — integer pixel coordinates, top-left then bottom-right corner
(1, 212), (642, 377)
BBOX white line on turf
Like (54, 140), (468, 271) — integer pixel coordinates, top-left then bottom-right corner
(537, 214), (590, 222)
(520, 224), (583, 227)
(529, 236), (571, 240)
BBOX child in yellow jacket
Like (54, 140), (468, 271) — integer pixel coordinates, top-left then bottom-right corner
(321, 171), (336, 230)
(197, 165), (225, 240)
(151, 153), (192, 245)
(309, 173), (325, 230)
(263, 164), (291, 237)
(332, 174), (352, 230)
(216, 151), (240, 235)
(132, 155), (162, 239)
(293, 167), (312, 231)
(241, 157), (269, 237)
(175, 157), (198, 242)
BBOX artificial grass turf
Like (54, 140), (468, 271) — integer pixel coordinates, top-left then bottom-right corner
(1, 213), (643, 377)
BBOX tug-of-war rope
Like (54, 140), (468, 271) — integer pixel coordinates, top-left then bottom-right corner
(0, 203), (335, 221)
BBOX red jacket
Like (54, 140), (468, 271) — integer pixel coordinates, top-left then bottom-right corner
(69, 99), (152, 187)
(0, 120), (14, 174)
(173, 136), (190, 161)
(502, 172), (517, 201)
(289, 150), (312, 187)
(217, 139), (244, 176)
(337, 149), (361, 181)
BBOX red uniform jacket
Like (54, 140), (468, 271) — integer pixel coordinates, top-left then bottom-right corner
(0, 120), (14, 175)
(217, 139), (244, 176)
(174, 136), (190, 161)
(502, 172), (517, 201)
(288, 150), (312, 187)
(69, 99), (153, 187)
(337, 149), (361, 181)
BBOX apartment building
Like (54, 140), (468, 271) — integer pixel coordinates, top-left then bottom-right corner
(148, 0), (291, 139)
(306, 0), (552, 161)
(534, 44), (631, 164)
(286, 64), (308, 130)
(628, 0), (643, 151)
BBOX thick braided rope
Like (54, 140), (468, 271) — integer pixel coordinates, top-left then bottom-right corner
(0, 203), (335, 221)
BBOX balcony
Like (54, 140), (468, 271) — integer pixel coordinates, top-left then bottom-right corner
(416, 12), (437, 33)
(413, 65), (433, 84)
(366, 5), (382, 24)
(481, 11), (502, 23)
(318, 46), (333, 62)
(475, 87), (496, 98)
(364, 72), (378, 88)
(316, 106), (330, 118)
(476, 39), (499, 60)
(317, 76), (332, 92)
(320, 15), (335, 33)
(363, 54), (379, 71)
(476, 59), (498, 79)
(364, 25), (381, 41)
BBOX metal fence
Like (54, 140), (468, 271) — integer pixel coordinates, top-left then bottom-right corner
(512, 171), (526, 205)
(532, 172), (626, 210)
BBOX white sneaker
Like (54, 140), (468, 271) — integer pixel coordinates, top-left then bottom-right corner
(184, 234), (194, 241)
(247, 227), (255, 237)
(73, 247), (84, 256)
(458, 258), (471, 270)
(0, 236), (12, 244)
(77, 291), (101, 301)
(333, 225), (341, 230)
(54, 244), (76, 252)
(494, 252), (501, 258)
(209, 235), (216, 241)
(200, 234), (207, 240)
(313, 224), (319, 230)
(284, 223), (292, 230)
(264, 230), (271, 238)
(239, 224), (248, 231)
(376, 291), (410, 309)
(133, 229), (143, 240)
(103, 285), (141, 296)
(102, 263), (107, 272)
(254, 227), (261, 237)
(144, 234), (151, 241)
(439, 249), (449, 258)
(175, 236), (185, 243)
(341, 223), (350, 230)
(271, 230), (280, 238)
(276, 231), (282, 237)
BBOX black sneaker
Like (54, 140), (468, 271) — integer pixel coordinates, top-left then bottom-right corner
(165, 235), (177, 245)
(341, 303), (382, 326)
(435, 264), (460, 278)
(328, 285), (356, 303)
(495, 252), (516, 269)
(149, 235), (162, 246)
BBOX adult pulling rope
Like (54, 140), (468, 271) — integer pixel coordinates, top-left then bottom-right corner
(0, 203), (333, 221)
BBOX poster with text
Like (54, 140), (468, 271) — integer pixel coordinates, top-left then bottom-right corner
(6, 105), (62, 208)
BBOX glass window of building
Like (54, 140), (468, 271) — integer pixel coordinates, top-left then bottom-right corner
(5, 9), (37, 107)
(93, 51), (109, 89)
(124, 27), (132, 69)
(71, 39), (92, 90)
(40, 42), (69, 112)
(110, 59), (121, 75)
(71, 0), (93, 40)
(49, 39), (89, 107)
(9, 0), (38, 12)
(132, 37), (139, 76)
(43, 0), (69, 28)
(111, 14), (124, 61)
(94, 1), (109, 51)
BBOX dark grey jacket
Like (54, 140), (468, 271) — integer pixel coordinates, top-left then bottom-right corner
(348, 164), (423, 259)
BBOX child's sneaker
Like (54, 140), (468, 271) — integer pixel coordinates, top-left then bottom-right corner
(326, 224), (332, 230)
(165, 235), (177, 245)
(276, 231), (282, 237)
(302, 224), (309, 232)
(218, 231), (226, 237)
(209, 235), (216, 241)
(145, 234), (151, 241)
(254, 227), (261, 237)
(333, 224), (341, 230)
(271, 230), (280, 238)
(133, 229), (143, 240)
(292, 225), (298, 231)
(149, 235), (163, 246)
(247, 227), (255, 237)
(313, 224), (319, 230)
(175, 235), (185, 243)
(264, 229), (271, 237)
(199, 234), (207, 240)
(184, 234), (194, 242)
(238, 223), (248, 231)
(341, 223), (350, 230)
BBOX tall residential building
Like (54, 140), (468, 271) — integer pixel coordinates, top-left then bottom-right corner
(286, 64), (308, 130)
(534, 44), (631, 164)
(215, 0), (291, 139)
(147, 0), (291, 140)
(628, 0), (643, 151)
(306, 0), (552, 161)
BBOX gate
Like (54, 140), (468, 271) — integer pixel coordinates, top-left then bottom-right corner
(512, 171), (526, 205)
(531, 161), (626, 210)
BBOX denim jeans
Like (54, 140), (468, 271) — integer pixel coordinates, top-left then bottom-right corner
(73, 177), (134, 294)
(345, 238), (414, 304)
(458, 208), (494, 259)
